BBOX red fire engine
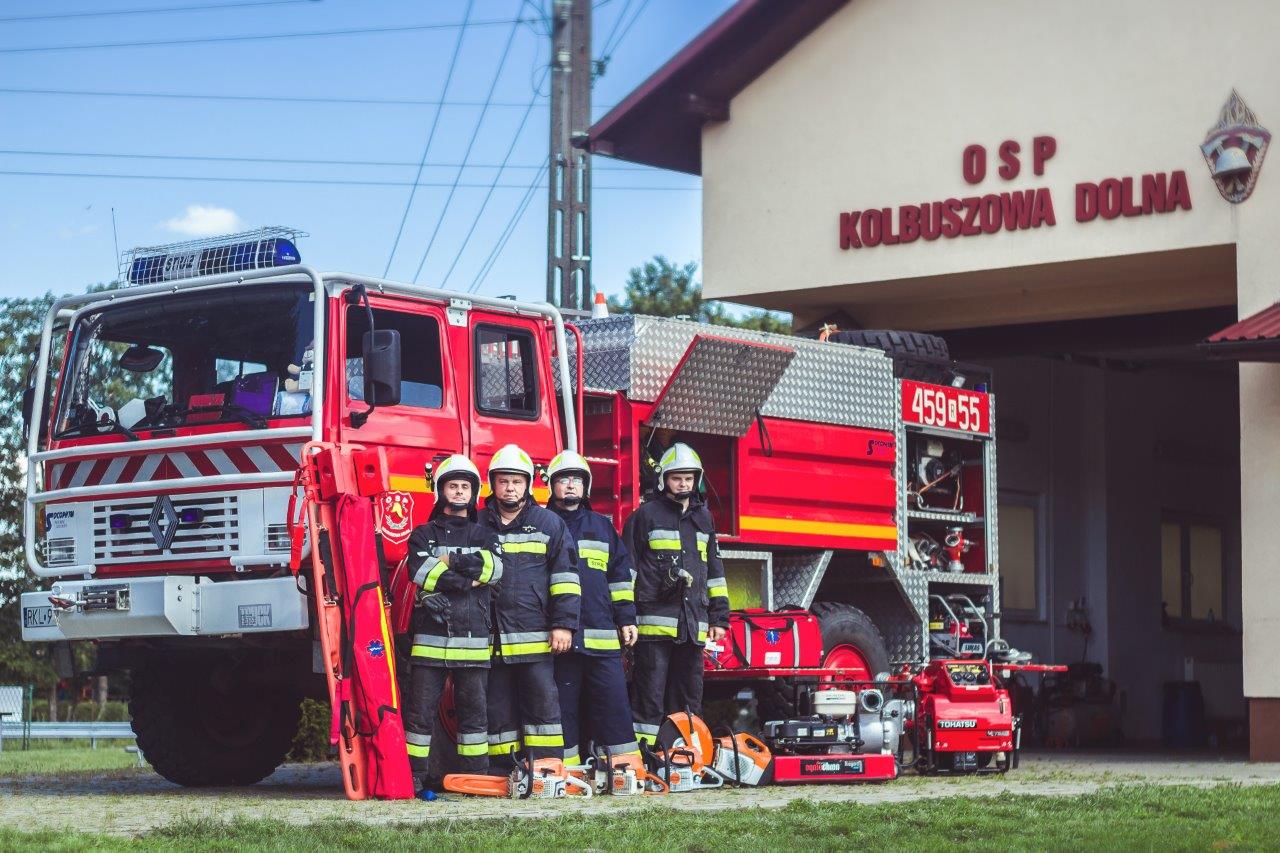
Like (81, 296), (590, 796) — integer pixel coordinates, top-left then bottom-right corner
(19, 230), (1054, 794)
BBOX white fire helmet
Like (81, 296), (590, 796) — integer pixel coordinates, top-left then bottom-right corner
(488, 443), (535, 486)
(432, 454), (481, 495)
(547, 449), (592, 496)
(656, 442), (703, 491)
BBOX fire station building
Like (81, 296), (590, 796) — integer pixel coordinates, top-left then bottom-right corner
(590, 0), (1280, 758)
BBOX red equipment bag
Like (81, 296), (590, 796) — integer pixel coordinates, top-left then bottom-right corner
(710, 609), (823, 670)
(333, 493), (414, 800)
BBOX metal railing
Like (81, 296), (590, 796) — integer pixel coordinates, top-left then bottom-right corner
(0, 720), (136, 751)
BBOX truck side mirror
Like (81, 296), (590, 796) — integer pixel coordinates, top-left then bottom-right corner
(362, 329), (402, 407)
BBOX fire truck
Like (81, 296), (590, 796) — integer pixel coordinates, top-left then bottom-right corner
(19, 229), (1039, 790)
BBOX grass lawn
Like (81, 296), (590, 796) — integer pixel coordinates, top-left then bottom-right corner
(0, 743), (142, 776)
(0, 783), (1276, 850)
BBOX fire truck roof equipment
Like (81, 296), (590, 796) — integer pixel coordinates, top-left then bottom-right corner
(121, 227), (306, 286)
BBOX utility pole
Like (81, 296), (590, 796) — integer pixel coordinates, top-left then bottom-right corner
(546, 0), (592, 310)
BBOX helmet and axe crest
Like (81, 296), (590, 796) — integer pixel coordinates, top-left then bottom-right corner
(1201, 89), (1270, 204)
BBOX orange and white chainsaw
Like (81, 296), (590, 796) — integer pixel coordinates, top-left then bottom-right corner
(570, 747), (669, 796)
(443, 756), (593, 799)
(642, 712), (728, 792)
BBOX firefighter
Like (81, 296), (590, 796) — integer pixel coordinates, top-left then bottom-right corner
(479, 444), (580, 767)
(402, 454), (503, 788)
(545, 450), (640, 765)
(625, 442), (730, 746)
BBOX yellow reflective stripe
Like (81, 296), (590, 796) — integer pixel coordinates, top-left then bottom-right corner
(738, 514), (897, 542)
(524, 734), (564, 747)
(500, 641), (552, 656)
(406, 743), (431, 758)
(422, 560), (449, 592)
(580, 548), (609, 570)
(648, 539), (681, 551)
(584, 636), (621, 651)
(697, 542), (708, 560)
(411, 645), (492, 661)
(708, 577), (729, 600)
(489, 741), (520, 756)
(503, 541), (548, 554)
(637, 624), (678, 638)
(610, 588), (635, 602)
(697, 629), (708, 643)
(709, 589), (729, 599)
(456, 742), (488, 757)
(550, 582), (581, 596)
(478, 550), (495, 583)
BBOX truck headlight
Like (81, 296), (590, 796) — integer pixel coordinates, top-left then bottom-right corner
(43, 537), (76, 567)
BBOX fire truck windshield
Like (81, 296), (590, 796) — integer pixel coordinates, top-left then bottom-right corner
(55, 284), (317, 438)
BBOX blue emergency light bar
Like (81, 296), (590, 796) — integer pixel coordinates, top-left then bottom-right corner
(122, 227), (307, 286)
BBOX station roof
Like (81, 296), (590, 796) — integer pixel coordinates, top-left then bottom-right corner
(587, 0), (848, 174)
(1201, 303), (1280, 362)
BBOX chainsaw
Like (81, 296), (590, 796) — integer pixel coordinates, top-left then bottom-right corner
(641, 712), (728, 792)
(570, 747), (669, 796)
(443, 755), (593, 799)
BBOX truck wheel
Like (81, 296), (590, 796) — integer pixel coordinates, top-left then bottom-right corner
(825, 330), (951, 383)
(130, 660), (302, 787)
(754, 603), (891, 722)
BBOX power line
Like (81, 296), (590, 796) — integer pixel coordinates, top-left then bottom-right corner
(469, 160), (547, 294)
(598, 0), (634, 59)
(0, 85), (620, 110)
(383, 0), (476, 277)
(0, 167), (697, 190)
(0, 85), (550, 108)
(0, 16), (538, 55)
(0, 0), (310, 24)
(0, 146), (648, 171)
(604, 0), (649, 58)
(439, 68), (548, 289)
(410, 7), (524, 284)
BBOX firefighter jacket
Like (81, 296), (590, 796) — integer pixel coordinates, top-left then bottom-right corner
(624, 492), (730, 645)
(549, 503), (637, 657)
(478, 500), (580, 664)
(405, 514), (503, 668)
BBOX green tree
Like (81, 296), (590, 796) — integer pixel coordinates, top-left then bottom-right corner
(607, 256), (791, 334)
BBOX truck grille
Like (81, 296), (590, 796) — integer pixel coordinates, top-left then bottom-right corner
(265, 523), (291, 553)
(92, 494), (239, 562)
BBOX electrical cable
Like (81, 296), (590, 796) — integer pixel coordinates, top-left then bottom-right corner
(383, 0), (476, 277)
(0, 0), (310, 24)
(438, 67), (548, 289)
(468, 159), (548, 294)
(410, 5), (524, 284)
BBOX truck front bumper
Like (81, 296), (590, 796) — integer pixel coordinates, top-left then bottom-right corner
(20, 575), (308, 642)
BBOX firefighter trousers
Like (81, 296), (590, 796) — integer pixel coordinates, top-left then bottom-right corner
(629, 640), (704, 746)
(404, 664), (489, 777)
(554, 653), (640, 765)
(486, 657), (565, 767)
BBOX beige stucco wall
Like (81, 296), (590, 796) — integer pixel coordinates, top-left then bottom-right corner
(698, 0), (1280, 699)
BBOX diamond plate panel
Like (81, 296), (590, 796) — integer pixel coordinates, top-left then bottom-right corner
(648, 336), (794, 437)
(575, 315), (897, 430)
(771, 550), (832, 609)
(985, 394), (1001, 641)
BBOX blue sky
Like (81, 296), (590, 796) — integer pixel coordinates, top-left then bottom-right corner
(0, 0), (733, 302)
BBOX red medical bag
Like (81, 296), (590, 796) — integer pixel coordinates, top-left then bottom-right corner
(709, 609), (823, 670)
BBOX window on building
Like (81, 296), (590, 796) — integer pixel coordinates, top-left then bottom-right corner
(1161, 517), (1226, 623)
(475, 325), (538, 418)
(998, 494), (1043, 619)
(345, 307), (444, 409)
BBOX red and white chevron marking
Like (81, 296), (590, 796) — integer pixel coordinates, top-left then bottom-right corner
(47, 443), (304, 492)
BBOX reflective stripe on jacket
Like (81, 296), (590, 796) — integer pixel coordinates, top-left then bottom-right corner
(550, 504), (636, 657)
(405, 515), (503, 668)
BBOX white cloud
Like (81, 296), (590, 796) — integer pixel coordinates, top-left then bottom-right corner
(163, 204), (244, 236)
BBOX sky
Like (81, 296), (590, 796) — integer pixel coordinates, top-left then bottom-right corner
(0, 0), (735, 303)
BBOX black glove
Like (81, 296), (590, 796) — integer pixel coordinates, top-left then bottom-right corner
(658, 555), (688, 602)
(417, 591), (450, 620)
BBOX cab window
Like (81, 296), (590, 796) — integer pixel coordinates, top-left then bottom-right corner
(346, 307), (444, 409)
(475, 325), (538, 419)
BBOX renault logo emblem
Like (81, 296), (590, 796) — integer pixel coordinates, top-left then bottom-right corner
(148, 495), (179, 552)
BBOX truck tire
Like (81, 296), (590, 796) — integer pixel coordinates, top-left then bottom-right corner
(754, 603), (891, 722)
(130, 660), (302, 787)
(825, 329), (951, 383)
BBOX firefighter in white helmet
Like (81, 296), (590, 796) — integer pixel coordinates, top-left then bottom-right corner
(623, 442), (729, 746)
(545, 450), (640, 764)
(401, 454), (503, 790)
(478, 444), (580, 767)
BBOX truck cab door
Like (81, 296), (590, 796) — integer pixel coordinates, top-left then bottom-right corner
(466, 312), (562, 502)
(338, 295), (463, 561)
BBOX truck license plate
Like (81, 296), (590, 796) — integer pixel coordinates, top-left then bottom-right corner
(23, 605), (54, 629)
